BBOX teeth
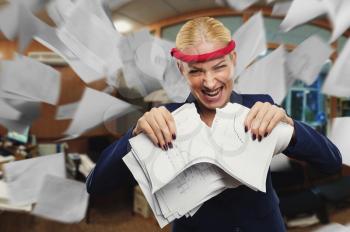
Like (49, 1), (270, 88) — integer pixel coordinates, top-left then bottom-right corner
(204, 88), (221, 96)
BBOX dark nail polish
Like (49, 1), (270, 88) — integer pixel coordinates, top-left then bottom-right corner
(252, 134), (256, 141)
(258, 135), (262, 142)
(168, 142), (173, 149)
(172, 134), (176, 140)
(244, 126), (248, 133)
(157, 143), (161, 148)
(264, 132), (268, 137)
(163, 144), (168, 151)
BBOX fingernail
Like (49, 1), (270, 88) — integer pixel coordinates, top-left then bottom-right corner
(264, 132), (268, 137)
(163, 144), (168, 151)
(258, 135), (262, 142)
(244, 126), (248, 133)
(168, 142), (173, 149)
(252, 134), (256, 141)
(157, 143), (161, 148)
(172, 134), (176, 140)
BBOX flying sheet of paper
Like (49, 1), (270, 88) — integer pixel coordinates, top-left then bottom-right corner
(325, 0), (350, 42)
(0, 0), (46, 40)
(135, 40), (167, 82)
(107, 0), (131, 9)
(55, 102), (79, 120)
(0, 180), (32, 212)
(0, 99), (22, 120)
(118, 30), (163, 98)
(0, 55), (61, 105)
(0, 89), (38, 101)
(63, 87), (135, 138)
(0, 99), (41, 133)
(31, 13), (104, 84)
(3, 153), (66, 206)
(329, 117), (350, 166)
(232, 12), (267, 78)
(32, 175), (89, 223)
(322, 37), (350, 97)
(225, 0), (258, 11)
(157, 38), (190, 103)
(57, 2), (122, 79)
(17, 4), (37, 53)
(271, 1), (292, 16)
(46, 0), (74, 26)
(162, 59), (190, 103)
(280, 0), (328, 32)
(0, 2), (20, 40)
(236, 46), (287, 104)
(82, 0), (114, 26)
(286, 35), (333, 85)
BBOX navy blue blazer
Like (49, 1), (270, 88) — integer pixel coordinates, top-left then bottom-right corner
(86, 91), (342, 232)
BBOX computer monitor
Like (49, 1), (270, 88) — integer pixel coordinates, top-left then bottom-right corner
(7, 127), (30, 144)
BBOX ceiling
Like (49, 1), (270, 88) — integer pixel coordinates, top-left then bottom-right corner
(0, 0), (280, 35)
(111, 0), (220, 28)
(110, 0), (272, 30)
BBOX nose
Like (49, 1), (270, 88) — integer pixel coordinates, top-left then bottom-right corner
(202, 71), (216, 89)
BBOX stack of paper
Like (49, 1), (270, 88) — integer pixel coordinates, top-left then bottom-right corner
(123, 103), (293, 227)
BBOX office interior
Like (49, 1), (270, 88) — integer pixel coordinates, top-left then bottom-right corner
(0, 0), (350, 231)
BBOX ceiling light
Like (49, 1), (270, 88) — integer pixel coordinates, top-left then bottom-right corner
(114, 19), (133, 33)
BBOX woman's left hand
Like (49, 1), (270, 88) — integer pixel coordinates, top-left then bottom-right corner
(244, 102), (294, 141)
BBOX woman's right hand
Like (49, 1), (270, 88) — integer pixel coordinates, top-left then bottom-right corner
(132, 106), (176, 150)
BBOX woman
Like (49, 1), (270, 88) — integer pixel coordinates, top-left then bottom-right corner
(86, 17), (342, 231)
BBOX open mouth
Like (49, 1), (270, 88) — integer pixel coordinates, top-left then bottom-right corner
(202, 86), (223, 97)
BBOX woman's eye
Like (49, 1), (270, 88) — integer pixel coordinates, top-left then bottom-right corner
(189, 70), (201, 74)
(215, 65), (227, 70)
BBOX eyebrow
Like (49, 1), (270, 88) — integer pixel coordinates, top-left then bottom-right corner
(188, 58), (226, 70)
(213, 59), (226, 68)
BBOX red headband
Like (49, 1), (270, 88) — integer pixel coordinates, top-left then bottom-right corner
(170, 40), (235, 63)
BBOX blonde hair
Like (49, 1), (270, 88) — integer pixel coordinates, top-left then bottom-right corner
(175, 17), (231, 51)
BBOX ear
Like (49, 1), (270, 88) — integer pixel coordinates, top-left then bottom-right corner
(230, 51), (237, 66)
(177, 61), (184, 75)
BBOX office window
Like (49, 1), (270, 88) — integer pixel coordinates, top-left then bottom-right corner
(338, 35), (348, 54)
(264, 18), (331, 45)
(283, 74), (326, 129)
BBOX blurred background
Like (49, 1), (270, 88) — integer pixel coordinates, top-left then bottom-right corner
(0, 0), (350, 231)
